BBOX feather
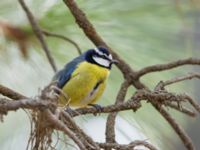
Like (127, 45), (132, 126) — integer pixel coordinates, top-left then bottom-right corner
(53, 54), (85, 88)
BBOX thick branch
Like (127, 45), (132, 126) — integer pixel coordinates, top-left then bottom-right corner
(97, 140), (158, 150)
(63, 0), (136, 80)
(0, 84), (26, 100)
(0, 98), (51, 113)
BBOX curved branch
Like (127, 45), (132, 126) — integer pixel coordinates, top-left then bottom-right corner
(136, 58), (200, 78)
(42, 30), (82, 55)
(162, 73), (200, 87)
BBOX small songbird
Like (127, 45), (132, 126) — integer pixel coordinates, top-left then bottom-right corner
(53, 46), (117, 108)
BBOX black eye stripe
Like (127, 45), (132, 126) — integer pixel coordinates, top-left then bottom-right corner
(98, 54), (109, 60)
(93, 49), (111, 61)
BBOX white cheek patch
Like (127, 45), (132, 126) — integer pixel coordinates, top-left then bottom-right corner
(92, 56), (110, 67)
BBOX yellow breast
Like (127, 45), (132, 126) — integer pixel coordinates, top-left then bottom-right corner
(59, 61), (110, 107)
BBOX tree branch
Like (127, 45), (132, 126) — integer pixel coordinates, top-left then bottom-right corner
(42, 30), (82, 55)
(63, 0), (136, 80)
(136, 58), (200, 78)
(97, 140), (158, 150)
(0, 98), (51, 113)
(0, 84), (26, 100)
(165, 102), (197, 117)
(105, 81), (130, 145)
(62, 1), (199, 149)
(18, 0), (57, 72)
(152, 104), (194, 150)
(44, 109), (87, 150)
(156, 73), (200, 89)
(61, 111), (100, 149)
(71, 99), (141, 117)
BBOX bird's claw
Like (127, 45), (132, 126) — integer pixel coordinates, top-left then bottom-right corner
(88, 104), (103, 116)
(65, 107), (76, 116)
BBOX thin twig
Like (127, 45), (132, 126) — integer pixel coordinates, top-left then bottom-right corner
(18, 0), (57, 72)
(165, 102), (197, 117)
(157, 73), (200, 89)
(105, 81), (130, 145)
(42, 30), (82, 55)
(136, 58), (200, 78)
(183, 94), (200, 113)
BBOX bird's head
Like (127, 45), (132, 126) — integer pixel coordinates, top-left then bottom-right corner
(85, 46), (118, 69)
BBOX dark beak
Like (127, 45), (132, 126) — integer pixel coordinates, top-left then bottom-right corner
(110, 59), (118, 64)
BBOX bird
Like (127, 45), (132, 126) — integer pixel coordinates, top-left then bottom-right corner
(52, 46), (117, 109)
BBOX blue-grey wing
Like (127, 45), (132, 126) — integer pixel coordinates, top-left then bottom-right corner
(53, 55), (85, 88)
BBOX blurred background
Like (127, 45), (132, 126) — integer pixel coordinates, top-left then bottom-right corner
(0, 0), (200, 149)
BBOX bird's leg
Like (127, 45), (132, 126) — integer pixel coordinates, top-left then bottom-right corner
(64, 107), (77, 116)
(88, 104), (103, 115)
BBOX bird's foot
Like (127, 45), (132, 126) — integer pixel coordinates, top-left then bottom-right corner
(88, 104), (103, 116)
(64, 107), (76, 116)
